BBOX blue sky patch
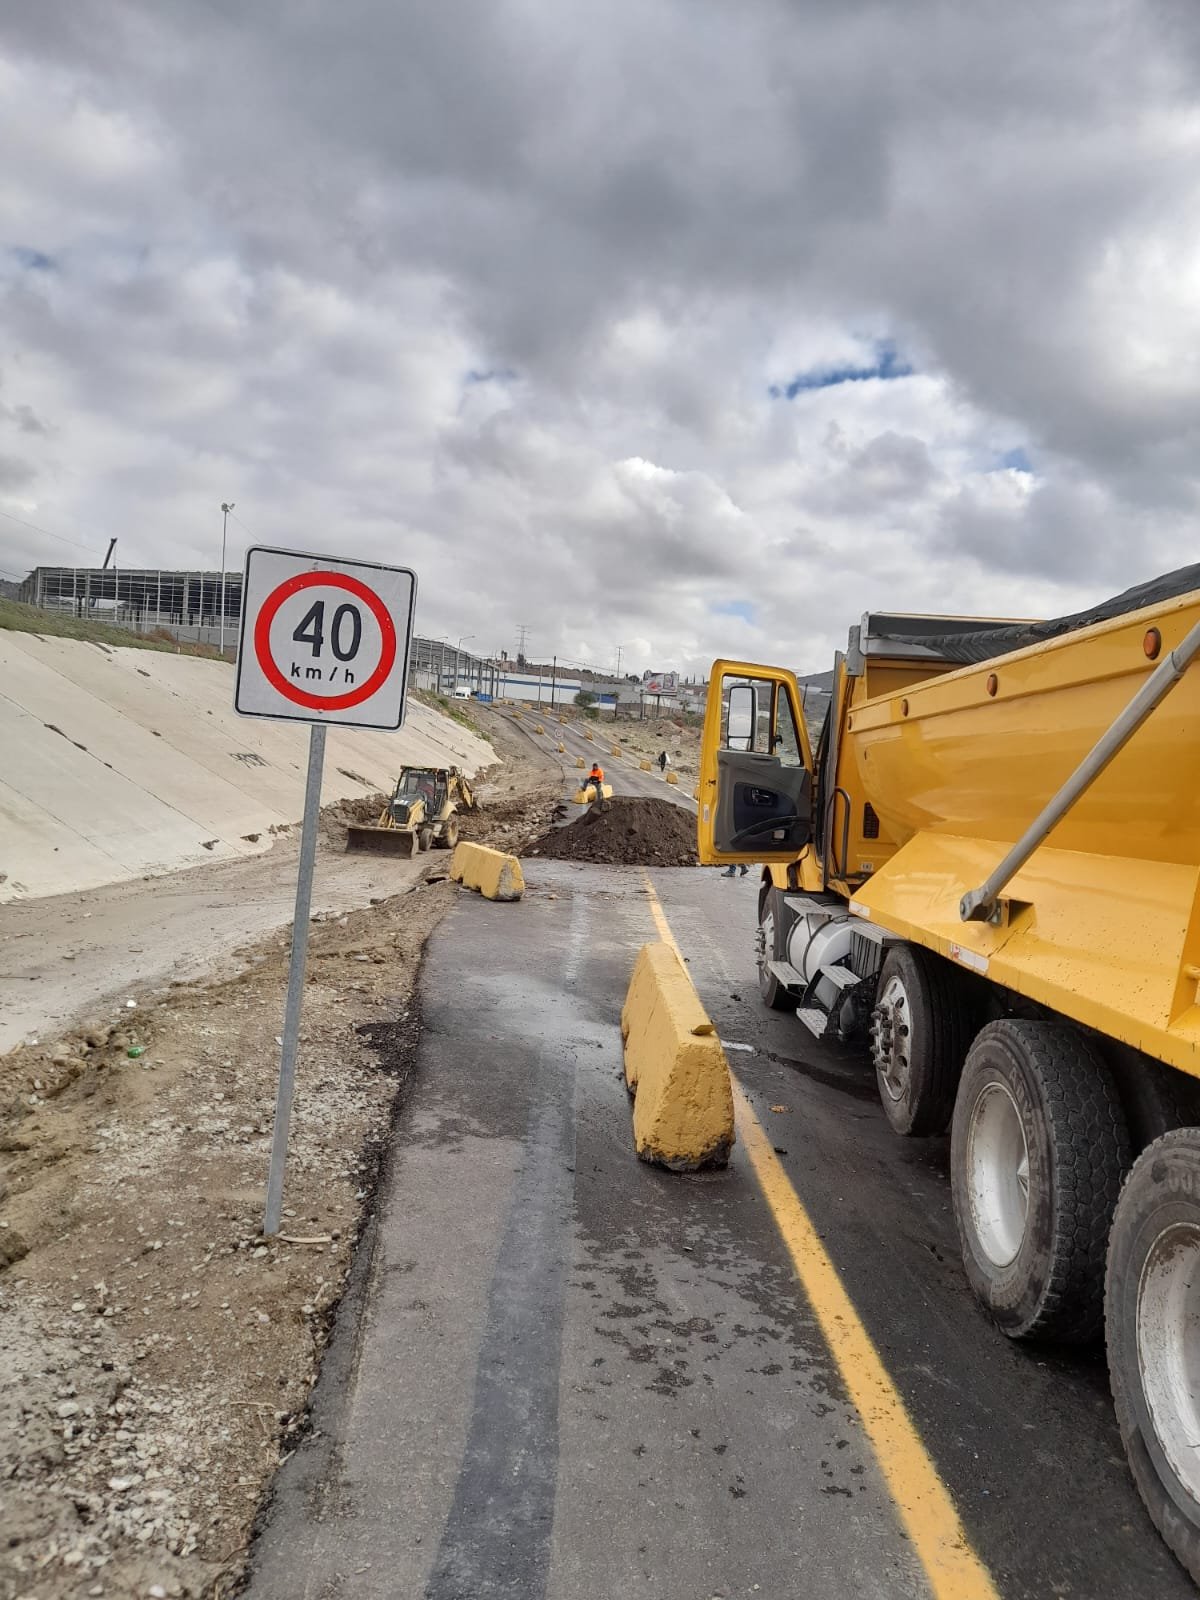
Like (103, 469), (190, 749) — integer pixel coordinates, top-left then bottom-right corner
(769, 339), (913, 399)
(11, 246), (55, 272)
(711, 599), (757, 624)
(465, 366), (516, 386)
(997, 446), (1033, 473)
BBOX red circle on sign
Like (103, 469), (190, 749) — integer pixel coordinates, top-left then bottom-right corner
(254, 571), (398, 712)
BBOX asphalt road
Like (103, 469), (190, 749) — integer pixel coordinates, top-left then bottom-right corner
(246, 861), (1195, 1600)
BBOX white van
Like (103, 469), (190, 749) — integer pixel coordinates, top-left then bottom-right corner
(452, 686), (473, 700)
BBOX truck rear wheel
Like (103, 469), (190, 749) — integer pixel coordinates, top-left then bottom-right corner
(1106, 1129), (1200, 1586)
(870, 944), (975, 1136)
(757, 886), (797, 1013)
(951, 1019), (1129, 1342)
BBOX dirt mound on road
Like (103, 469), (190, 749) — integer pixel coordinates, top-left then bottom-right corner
(528, 796), (698, 867)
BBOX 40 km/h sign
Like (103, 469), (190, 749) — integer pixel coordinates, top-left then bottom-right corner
(232, 545), (418, 1239)
(235, 547), (416, 730)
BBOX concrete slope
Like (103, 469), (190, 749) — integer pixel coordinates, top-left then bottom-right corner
(0, 632), (494, 903)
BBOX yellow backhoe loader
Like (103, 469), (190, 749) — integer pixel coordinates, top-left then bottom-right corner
(347, 767), (475, 858)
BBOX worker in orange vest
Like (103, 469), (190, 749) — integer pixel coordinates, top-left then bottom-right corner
(588, 761), (605, 796)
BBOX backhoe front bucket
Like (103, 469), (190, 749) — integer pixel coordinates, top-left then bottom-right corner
(346, 824), (418, 857)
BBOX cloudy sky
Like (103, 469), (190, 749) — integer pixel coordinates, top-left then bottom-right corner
(3, 0), (1200, 677)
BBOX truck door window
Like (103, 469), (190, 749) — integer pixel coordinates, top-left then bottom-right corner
(771, 686), (804, 769)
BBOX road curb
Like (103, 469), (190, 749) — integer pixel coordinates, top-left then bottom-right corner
(621, 941), (734, 1171)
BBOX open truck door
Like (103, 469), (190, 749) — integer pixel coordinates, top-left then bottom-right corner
(697, 660), (813, 865)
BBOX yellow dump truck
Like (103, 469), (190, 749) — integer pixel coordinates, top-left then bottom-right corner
(698, 565), (1200, 1582)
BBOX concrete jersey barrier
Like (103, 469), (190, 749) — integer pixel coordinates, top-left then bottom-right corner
(621, 941), (734, 1171)
(449, 841), (524, 902)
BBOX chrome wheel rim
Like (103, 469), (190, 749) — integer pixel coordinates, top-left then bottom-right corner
(1137, 1221), (1200, 1506)
(966, 1081), (1030, 1268)
(873, 973), (912, 1102)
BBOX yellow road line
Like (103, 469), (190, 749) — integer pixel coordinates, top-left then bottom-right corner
(639, 874), (999, 1600)
(641, 868), (683, 957)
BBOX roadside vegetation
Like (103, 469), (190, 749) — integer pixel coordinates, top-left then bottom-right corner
(0, 599), (223, 658)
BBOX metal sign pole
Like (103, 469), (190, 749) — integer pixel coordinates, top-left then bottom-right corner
(263, 721), (327, 1236)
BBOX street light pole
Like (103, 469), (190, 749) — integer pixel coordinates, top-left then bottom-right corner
(219, 502), (234, 655)
(455, 634), (475, 694)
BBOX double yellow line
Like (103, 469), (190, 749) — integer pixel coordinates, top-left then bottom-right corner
(641, 874), (999, 1600)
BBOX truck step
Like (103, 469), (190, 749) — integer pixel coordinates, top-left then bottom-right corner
(817, 963), (860, 991)
(797, 1007), (831, 1039)
(768, 959), (806, 991)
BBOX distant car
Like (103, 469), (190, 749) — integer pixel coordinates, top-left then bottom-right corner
(452, 686), (473, 700)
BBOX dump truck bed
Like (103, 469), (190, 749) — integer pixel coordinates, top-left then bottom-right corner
(831, 582), (1200, 1079)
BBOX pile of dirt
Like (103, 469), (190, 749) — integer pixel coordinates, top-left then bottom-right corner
(528, 795), (698, 867)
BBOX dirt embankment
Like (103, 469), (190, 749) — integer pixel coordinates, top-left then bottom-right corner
(0, 880), (455, 1600)
(528, 795), (699, 867)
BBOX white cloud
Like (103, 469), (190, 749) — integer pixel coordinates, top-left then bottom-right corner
(3, 0), (1200, 674)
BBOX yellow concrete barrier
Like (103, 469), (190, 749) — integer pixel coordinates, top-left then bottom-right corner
(611, 745), (622, 757)
(558, 717), (568, 725)
(512, 710), (522, 719)
(639, 759), (652, 771)
(585, 731), (594, 742)
(571, 783), (612, 805)
(575, 756), (586, 769)
(449, 841), (524, 902)
(665, 770), (679, 785)
(621, 942), (734, 1171)
(534, 724), (545, 734)
(557, 742), (566, 752)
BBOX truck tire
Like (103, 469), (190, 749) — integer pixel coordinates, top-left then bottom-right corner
(1105, 1129), (1200, 1586)
(436, 815), (460, 850)
(951, 1019), (1130, 1342)
(757, 885), (797, 1013)
(870, 944), (976, 1136)
(1097, 1039), (1200, 1155)
(418, 826), (434, 852)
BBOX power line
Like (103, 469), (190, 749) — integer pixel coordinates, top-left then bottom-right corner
(0, 505), (100, 557)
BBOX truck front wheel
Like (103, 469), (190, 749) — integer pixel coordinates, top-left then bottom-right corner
(756, 886), (797, 1013)
(1106, 1128), (1200, 1585)
(951, 1019), (1129, 1342)
(870, 944), (976, 1136)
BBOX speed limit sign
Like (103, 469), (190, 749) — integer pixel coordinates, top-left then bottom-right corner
(234, 546), (416, 729)
(234, 545), (418, 1237)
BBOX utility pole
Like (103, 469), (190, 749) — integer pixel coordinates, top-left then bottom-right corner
(616, 644), (623, 678)
(552, 654), (557, 707)
(455, 635), (474, 694)
(516, 623), (531, 665)
(219, 503), (234, 656)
